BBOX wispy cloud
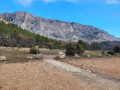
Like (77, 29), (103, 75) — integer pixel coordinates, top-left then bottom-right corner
(66, 0), (78, 3)
(41, 0), (56, 3)
(16, 0), (32, 5)
(84, 0), (120, 4)
(15, 0), (120, 6)
(105, 0), (120, 4)
(16, 0), (79, 5)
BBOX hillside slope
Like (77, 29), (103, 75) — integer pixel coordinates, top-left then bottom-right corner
(0, 20), (62, 48)
(0, 11), (120, 43)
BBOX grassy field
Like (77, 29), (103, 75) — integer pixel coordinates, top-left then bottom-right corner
(0, 47), (36, 63)
(0, 47), (120, 63)
(57, 50), (120, 61)
(0, 47), (64, 63)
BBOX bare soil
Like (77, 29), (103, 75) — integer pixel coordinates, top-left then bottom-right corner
(0, 60), (103, 90)
(67, 57), (120, 79)
(44, 59), (120, 90)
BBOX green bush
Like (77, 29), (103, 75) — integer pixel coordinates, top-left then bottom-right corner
(65, 43), (76, 56)
(65, 43), (84, 56)
(107, 50), (116, 55)
(30, 48), (40, 54)
(89, 42), (100, 50)
(76, 44), (85, 55)
(113, 46), (120, 53)
(78, 40), (88, 49)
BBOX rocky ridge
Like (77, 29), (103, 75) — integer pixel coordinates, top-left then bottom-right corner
(0, 11), (120, 43)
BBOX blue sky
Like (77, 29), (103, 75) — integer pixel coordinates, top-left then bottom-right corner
(0, 0), (120, 38)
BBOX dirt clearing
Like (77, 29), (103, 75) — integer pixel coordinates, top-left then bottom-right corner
(0, 61), (103, 90)
(67, 57), (120, 79)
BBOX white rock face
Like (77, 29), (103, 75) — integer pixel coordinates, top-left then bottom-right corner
(0, 17), (8, 24)
(0, 11), (120, 43)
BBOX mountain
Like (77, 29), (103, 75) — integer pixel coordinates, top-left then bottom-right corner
(0, 17), (8, 24)
(0, 20), (63, 49)
(0, 11), (120, 43)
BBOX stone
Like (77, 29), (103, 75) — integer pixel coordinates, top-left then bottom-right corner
(106, 54), (111, 56)
(57, 51), (65, 59)
(27, 56), (33, 60)
(86, 55), (90, 58)
(36, 54), (43, 59)
(58, 54), (66, 59)
(0, 56), (6, 60)
(74, 54), (79, 58)
(98, 54), (102, 57)
(58, 51), (64, 55)
(86, 69), (91, 73)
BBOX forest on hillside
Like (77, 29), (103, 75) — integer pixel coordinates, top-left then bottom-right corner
(0, 21), (67, 49)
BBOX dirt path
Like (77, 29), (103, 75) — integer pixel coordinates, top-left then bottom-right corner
(0, 61), (104, 90)
(68, 58), (120, 79)
(44, 59), (120, 90)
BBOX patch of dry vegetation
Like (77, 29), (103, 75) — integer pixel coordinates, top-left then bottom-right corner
(0, 47), (65, 63)
(61, 50), (120, 61)
(0, 47), (38, 63)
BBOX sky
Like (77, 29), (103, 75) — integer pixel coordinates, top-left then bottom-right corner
(0, 0), (120, 38)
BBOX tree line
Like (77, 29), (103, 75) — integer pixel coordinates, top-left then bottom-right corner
(0, 21), (67, 49)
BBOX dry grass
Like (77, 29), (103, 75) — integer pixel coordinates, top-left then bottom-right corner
(60, 50), (120, 61)
(0, 47), (39, 63)
(66, 57), (120, 80)
(40, 49), (65, 55)
(0, 47), (65, 63)
(0, 47), (120, 63)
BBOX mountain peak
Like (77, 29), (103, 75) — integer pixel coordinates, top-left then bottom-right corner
(0, 11), (120, 43)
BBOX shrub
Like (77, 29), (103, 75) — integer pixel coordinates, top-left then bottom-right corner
(89, 42), (100, 50)
(65, 43), (76, 56)
(78, 40), (88, 49)
(75, 44), (85, 55)
(113, 46), (120, 53)
(30, 48), (40, 54)
(65, 43), (84, 56)
(107, 50), (115, 55)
